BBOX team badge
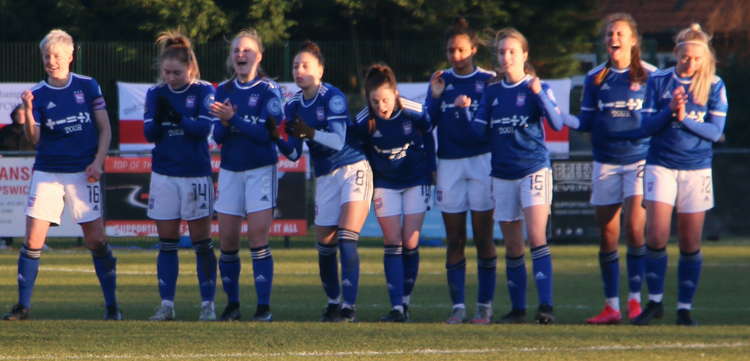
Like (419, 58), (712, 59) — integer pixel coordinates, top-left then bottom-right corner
(402, 121), (413, 135)
(329, 95), (346, 114)
(186, 95), (196, 108)
(516, 93), (526, 107)
(249, 94), (259, 107)
(74, 90), (85, 104)
(266, 97), (282, 117)
(316, 107), (325, 121)
(475, 81), (484, 93)
(203, 94), (215, 110)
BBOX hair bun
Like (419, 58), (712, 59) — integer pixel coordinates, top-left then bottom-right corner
(690, 23), (702, 32)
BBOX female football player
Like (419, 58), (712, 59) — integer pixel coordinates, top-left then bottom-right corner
(143, 30), (217, 321)
(351, 64), (434, 322)
(611, 24), (727, 326)
(455, 28), (565, 324)
(209, 29), (282, 322)
(280, 41), (372, 322)
(563, 13), (656, 324)
(3, 29), (119, 321)
(425, 18), (498, 324)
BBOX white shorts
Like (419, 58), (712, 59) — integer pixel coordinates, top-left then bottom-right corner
(492, 167), (552, 222)
(373, 185), (432, 218)
(147, 172), (214, 221)
(436, 153), (493, 213)
(26, 170), (102, 225)
(590, 160), (645, 206)
(644, 165), (713, 213)
(215, 166), (277, 216)
(314, 160), (373, 227)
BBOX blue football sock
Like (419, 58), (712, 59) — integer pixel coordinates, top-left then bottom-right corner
(317, 242), (340, 301)
(678, 250), (703, 306)
(17, 246), (41, 308)
(338, 229), (360, 307)
(506, 254), (527, 311)
(599, 250), (619, 299)
(383, 245), (404, 308)
(477, 256), (497, 305)
(157, 239), (179, 302)
(251, 245), (274, 306)
(403, 246), (420, 299)
(446, 258), (466, 306)
(91, 243), (118, 308)
(531, 245), (553, 306)
(645, 246), (667, 299)
(193, 239), (217, 303)
(627, 245), (646, 295)
(219, 249), (241, 304)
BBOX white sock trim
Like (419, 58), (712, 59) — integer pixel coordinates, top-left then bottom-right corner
(628, 292), (641, 303)
(161, 300), (175, 308)
(648, 294), (664, 303)
(677, 302), (692, 310)
(605, 297), (620, 311)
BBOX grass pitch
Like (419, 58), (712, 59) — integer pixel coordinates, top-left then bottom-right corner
(0, 240), (748, 360)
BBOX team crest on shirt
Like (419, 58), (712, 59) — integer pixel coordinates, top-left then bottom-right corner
(403, 121), (413, 135)
(516, 93), (526, 107)
(316, 107), (325, 121)
(74, 90), (85, 104)
(475, 81), (484, 93)
(249, 94), (260, 107)
(186, 95), (196, 108)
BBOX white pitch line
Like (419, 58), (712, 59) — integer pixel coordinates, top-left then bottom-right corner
(0, 342), (747, 360)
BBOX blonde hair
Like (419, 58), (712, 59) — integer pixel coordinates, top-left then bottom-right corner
(155, 30), (200, 82)
(226, 28), (264, 77)
(39, 29), (74, 56)
(493, 27), (535, 80)
(674, 23), (715, 106)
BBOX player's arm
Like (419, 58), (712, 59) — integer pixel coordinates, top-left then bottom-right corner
(276, 103), (303, 161)
(20, 90), (39, 145)
(308, 118), (345, 151)
(680, 81), (728, 142)
(143, 89), (163, 142)
(455, 92), (490, 141)
(532, 80), (564, 131)
(564, 76), (596, 131)
(609, 78), (673, 139)
(87, 107), (111, 181)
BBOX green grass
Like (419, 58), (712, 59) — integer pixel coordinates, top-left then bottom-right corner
(0, 241), (749, 360)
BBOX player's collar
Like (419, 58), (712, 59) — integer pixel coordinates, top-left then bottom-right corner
(450, 66), (479, 79)
(44, 73), (73, 90)
(234, 77), (262, 89)
(501, 74), (532, 88)
(167, 81), (192, 94)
